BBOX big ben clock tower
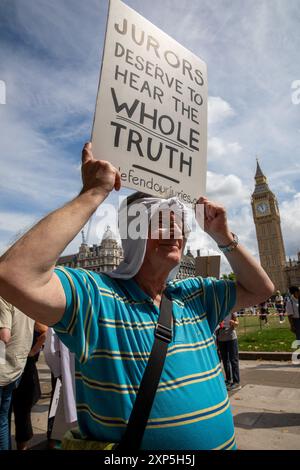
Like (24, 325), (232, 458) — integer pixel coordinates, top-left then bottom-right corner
(251, 160), (287, 293)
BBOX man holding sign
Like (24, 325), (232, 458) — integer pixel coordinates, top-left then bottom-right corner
(0, 142), (274, 450)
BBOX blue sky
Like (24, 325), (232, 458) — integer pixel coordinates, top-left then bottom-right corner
(0, 0), (300, 271)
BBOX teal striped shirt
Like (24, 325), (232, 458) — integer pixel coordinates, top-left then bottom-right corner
(53, 267), (237, 450)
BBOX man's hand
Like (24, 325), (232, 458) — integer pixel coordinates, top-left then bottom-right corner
(229, 319), (238, 328)
(0, 327), (11, 344)
(81, 142), (121, 198)
(197, 196), (234, 246)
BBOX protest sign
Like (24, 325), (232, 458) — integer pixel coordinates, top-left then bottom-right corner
(92, 0), (207, 205)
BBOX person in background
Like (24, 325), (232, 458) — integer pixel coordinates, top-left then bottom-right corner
(214, 321), (224, 363)
(259, 300), (269, 325)
(44, 328), (77, 449)
(218, 312), (241, 392)
(11, 322), (48, 450)
(285, 286), (300, 340)
(249, 306), (256, 316)
(0, 297), (34, 450)
(275, 290), (285, 323)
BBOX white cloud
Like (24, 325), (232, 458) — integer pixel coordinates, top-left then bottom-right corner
(208, 96), (235, 125)
(0, 212), (36, 234)
(208, 137), (242, 161)
(207, 171), (250, 208)
(281, 193), (300, 259)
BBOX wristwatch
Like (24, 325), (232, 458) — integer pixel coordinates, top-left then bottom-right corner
(217, 233), (239, 253)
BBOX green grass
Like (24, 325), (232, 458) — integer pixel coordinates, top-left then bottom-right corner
(237, 315), (295, 352)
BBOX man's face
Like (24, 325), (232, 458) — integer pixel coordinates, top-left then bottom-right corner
(143, 209), (185, 270)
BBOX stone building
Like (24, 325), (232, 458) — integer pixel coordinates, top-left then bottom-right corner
(285, 253), (300, 288)
(58, 226), (123, 273)
(176, 248), (196, 279)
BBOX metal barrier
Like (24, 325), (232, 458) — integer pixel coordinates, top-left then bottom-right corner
(236, 304), (290, 335)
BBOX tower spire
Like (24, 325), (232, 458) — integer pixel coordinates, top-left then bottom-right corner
(81, 229), (87, 245)
(255, 158), (265, 180)
(253, 157), (269, 193)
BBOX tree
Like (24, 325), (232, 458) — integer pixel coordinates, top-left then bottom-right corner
(221, 272), (236, 281)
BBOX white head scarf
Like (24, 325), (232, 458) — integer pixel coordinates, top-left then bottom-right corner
(106, 195), (191, 281)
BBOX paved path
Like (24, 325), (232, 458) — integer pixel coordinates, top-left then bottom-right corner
(11, 356), (300, 450)
(231, 360), (300, 450)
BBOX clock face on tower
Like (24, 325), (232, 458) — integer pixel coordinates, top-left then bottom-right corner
(255, 201), (270, 216)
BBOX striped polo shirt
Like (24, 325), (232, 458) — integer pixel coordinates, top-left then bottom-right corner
(53, 267), (237, 450)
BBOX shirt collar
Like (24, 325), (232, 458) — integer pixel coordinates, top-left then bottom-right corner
(116, 277), (183, 304)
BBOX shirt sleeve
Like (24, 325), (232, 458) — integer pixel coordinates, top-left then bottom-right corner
(286, 298), (296, 317)
(200, 277), (237, 333)
(52, 267), (101, 364)
(0, 297), (13, 330)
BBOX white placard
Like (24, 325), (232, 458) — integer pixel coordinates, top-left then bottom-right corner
(49, 377), (62, 419)
(92, 0), (207, 205)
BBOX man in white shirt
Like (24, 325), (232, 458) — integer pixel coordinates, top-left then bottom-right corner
(217, 312), (241, 391)
(285, 286), (300, 340)
(0, 297), (34, 450)
(275, 290), (285, 323)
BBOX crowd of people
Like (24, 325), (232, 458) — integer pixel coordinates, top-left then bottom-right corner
(236, 290), (298, 325)
(0, 298), (78, 450)
(0, 142), (296, 450)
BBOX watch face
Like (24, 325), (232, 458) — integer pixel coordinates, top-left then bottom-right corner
(256, 202), (269, 214)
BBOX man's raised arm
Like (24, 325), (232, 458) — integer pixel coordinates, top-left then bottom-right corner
(0, 143), (121, 325)
(197, 196), (274, 311)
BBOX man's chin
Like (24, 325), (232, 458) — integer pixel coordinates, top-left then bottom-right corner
(159, 247), (181, 264)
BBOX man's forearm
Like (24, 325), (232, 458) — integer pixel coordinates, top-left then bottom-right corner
(197, 197), (274, 308)
(224, 243), (274, 298)
(29, 332), (47, 356)
(210, 230), (274, 297)
(0, 190), (105, 292)
(223, 242), (274, 310)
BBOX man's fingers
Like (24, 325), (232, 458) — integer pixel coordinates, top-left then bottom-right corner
(114, 170), (122, 191)
(197, 196), (208, 206)
(198, 197), (225, 221)
(207, 204), (216, 217)
(82, 142), (93, 164)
